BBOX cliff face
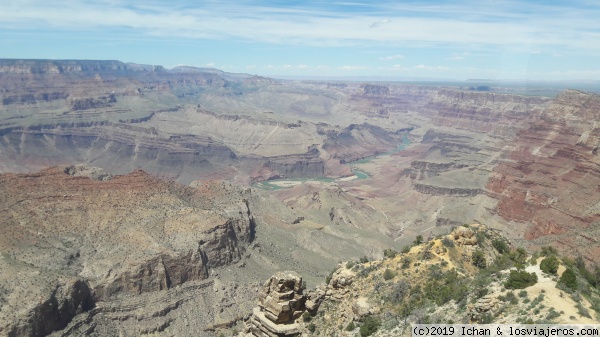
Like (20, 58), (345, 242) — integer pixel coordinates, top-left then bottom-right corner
(0, 166), (256, 336)
(487, 90), (600, 261)
(0, 59), (134, 74)
(0, 59), (337, 182)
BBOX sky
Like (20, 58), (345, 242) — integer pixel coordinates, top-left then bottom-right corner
(1, 0), (600, 81)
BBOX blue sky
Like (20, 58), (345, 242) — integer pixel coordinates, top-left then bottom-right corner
(1, 0), (599, 80)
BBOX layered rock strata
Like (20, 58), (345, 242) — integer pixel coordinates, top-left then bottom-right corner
(0, 166), (256, 336)
(244, 271), (306, 337)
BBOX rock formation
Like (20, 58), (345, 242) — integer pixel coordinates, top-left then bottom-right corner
(244, 271), (306, 337)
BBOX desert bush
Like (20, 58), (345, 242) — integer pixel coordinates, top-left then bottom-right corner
(498, 291), (517, 304)
(423, 270), (469, 305)
(325, 269), (335, 284)
(302, 312), (313, 322)
(540, 255), (559, 275)
(413, 235), (424, 246)
(401, 245), (411, 254)
(422, 248), (433, 260)
(359, 256), (369, 263)
(510, 248), (528, 264)
(480, 312), (494, 323)
(472, 250), (487, 269)
(540, 246), (558, 256)
(401, 257), (411, 269)
(558, 268), (578, 292)
(346, 321), (356, 331)
(492, 239), (509, 254)
(383, 249), (397, 259)
(442, 237), (454, 248)
(576, 302), (591, 318)
(346, 261), (356, 269)
(360, 315), (381, 337)
(387, 280), (410, 304)
(545, 308), (561, 320)
(383, 268), (396, 281)
(505, 270), (537, 289)
(307, 323), (316, 332)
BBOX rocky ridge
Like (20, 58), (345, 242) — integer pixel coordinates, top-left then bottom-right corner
(243, 225), (599, 337)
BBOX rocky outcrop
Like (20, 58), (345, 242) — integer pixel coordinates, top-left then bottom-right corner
(64, 164), (112, 181)
(453, 226), (478, 246)
(2, 279), (94, 337)
(468, 295), (500, 322)
(244, 271), (306, 337)
(413, 183), (482, 197)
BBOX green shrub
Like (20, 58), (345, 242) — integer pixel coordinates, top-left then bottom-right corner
(346, 261), (356, 269)
(346, 321), (356, 331)
(562, 256), (576, 269)
(383, 268), (396, 281)
(576, 302), (591, 318)
(510, 248), (528, 264)
(492, 239), (509, 254)
(545, 308), (561, 320)
(505, 270), (538, 289)
(401, 257), (411, 269)
(413, 235), (424, 246)
(307, 323), (316, 332)
(401, 245), (411, 254)
(387, 280), (410, 304)
(558, 268), (578, 292)
(423, 270), (469, 305)
(442, 237), (455, 248)
(359, 256), (369, 263)
(302, 312), (312, 322)
(325, 269), (334, 284)
(501, 291), (518, 304)
(480, 312), (494, 323)
(540, 255), (559, 275)
(472, 250), (487, 269)
(383, 249), (398, 259)
(360, 316), (381, 337)
(540, 246), (558, 257)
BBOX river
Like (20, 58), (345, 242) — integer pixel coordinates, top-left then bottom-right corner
(253, 134), (411, 191)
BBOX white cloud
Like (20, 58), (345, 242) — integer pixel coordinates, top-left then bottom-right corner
(449, 52), (469, 60)
(380, 54), (404, 60)
(0, 0), (599, 55)
(369, 18), (390, 28)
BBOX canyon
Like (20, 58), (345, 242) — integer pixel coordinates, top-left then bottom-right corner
(0, 59), (599, 336)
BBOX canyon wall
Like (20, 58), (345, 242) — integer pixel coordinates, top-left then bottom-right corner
(0, 166), (256, 336)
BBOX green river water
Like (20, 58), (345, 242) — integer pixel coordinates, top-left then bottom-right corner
(254, 134), (411, 191)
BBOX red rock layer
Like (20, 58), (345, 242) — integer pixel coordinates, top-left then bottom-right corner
(487, 90), (600, 262)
